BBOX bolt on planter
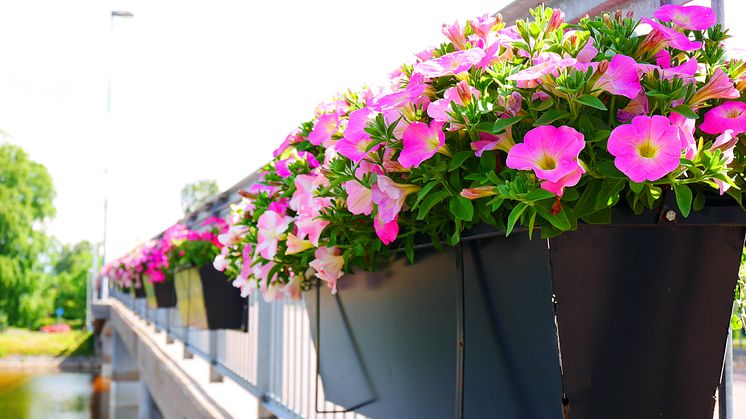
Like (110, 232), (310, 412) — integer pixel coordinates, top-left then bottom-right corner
(174, 264), (247, 330)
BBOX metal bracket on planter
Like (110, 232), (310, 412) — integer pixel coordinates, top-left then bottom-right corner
(241, 299), (249, 333)
(657, 187), (678, 228)
(312, 284), (376, 413)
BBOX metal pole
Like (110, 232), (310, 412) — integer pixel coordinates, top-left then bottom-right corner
(719, 327), (733, 419)
(713, 0), (725, 26)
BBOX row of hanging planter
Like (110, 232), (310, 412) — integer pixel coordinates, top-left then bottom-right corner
(102, 3), (746, 418)
(103, 220), (246, 331)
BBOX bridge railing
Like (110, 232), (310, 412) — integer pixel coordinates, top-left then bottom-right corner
(109, 287), (368, 419)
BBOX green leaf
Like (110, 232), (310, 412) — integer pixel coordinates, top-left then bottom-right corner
(629, 181), (644, 194)
(574, 180), (602, 218)
(597, 160), (627, 179)
(413, 180), (439, 209)
(673, 183), (693, 217)
(693, 190), (705, 212)
(526, 188), (555, 202)
(480, 152), (496, 172)
(536, 206), (572, 231)
(416, 190), (450, 220)
(404, 236), (415, 264)
(726, 187), (744, 209)
(449, 195), (474, 221)
(574, 94), (607, 110)
(492, 116), (523, 134)
(594, 179), (625, 210)
(581, 208), (611, 224)
(449, 150), (473, 172)
(533, 109), (571, 126)
(731, 314), (743, 331)
(589, 130), (611, 143)
(506, 203), (528, 236)
(671, 104), (699, 119)
(527, 207), (538, 239)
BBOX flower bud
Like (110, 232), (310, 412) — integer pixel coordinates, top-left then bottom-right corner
(460, 186), (497, 200)
(547, 9), (565, 32)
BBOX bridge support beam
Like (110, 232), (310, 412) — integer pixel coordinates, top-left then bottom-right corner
(110, 330), (141, 419)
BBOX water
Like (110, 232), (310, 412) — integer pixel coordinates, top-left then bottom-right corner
(0, 371), (107, 419)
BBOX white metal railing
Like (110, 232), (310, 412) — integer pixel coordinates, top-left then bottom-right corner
(110, 288), (369, 419)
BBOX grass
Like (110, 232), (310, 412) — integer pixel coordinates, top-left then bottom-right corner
(0, 328), (94, 358)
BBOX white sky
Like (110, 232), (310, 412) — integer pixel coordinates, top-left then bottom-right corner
(2, 0), (743, 261)
(0, 0), (506, 260)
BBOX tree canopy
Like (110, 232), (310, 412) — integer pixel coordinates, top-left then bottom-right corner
(180, 179), (219, 214)
(0, 143), (56, 326)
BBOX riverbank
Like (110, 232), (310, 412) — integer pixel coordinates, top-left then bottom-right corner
(0, 355), (100, 372)
(0, 328), (98, 372)
(0, 328), (93, 357)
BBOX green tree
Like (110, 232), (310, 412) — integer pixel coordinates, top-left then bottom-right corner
(180, 179), (219, 214)
(0, 143), (56, 327)
(50, 240), (92, 323)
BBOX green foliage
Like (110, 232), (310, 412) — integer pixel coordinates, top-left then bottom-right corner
(180, 179), (220, 214)
(50, 241), (93, 323)
(0, 143), (56, 327)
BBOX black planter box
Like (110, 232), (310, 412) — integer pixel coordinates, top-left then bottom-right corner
(549, 207), (745, 419)
(306, 232), (563, 418)
(174, 264), (247, 330)
(144, 280), (177, 309)
(307, 199), (745, 418)
(133, 284), (146, 299)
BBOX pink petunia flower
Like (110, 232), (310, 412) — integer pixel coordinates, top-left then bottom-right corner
(232, 276), (253, 299)
(213, 247), (231, 272)
(641, 18), (702, 51)
(689, 68), (740, 106)
(309, 247), (345, 294)
(540, 165), (586, 197)
(344, 180), (373, 215)
(669, 112), (697, 160)
(427, 81), (479, 123)
(285, 233), (315, 255)
(371, 175), (420, 223)
(617, 92), (649, 123)
(507, 53), (576, 86)
(654, 4), (716, 31)
(442, 21), (468, 50)
(413, 48), (486, 78)
(374, 215), (399, 245)
(593, 54), (643, 99)
(699, 101), (746, 135)
(240, 244), (253, 279)
(506, 125), (586, 186)
(469, 14), (497, 40)
(218, 225), (248, 247)
(256, 210), (293, 260)
(336, 107), (379, 163)
(308, 113), (340, 146)
(607, 115), (683, 182)
(471, 132), (514, 156)
(294, 200), (330, 247)
(281, 275), (303, 302)
(399, 121), (446, 168)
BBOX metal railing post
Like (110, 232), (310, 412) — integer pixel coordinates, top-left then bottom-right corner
(255, 298), (274, 396)
(209, 330), (223, 382)
(719, 327), (734, 419)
